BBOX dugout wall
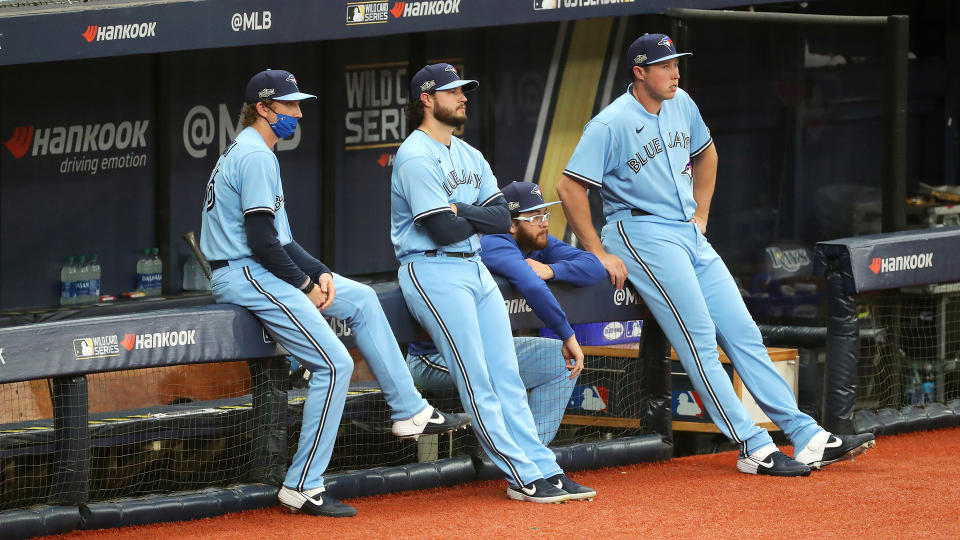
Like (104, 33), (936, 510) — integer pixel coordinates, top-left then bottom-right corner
(0, 0), (956, 310)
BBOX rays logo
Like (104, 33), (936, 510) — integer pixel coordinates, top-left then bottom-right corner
(680, 162), (693, 179)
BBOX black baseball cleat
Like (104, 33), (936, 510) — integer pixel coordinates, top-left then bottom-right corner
(506, 478), (571, 504)
(278, 486), (357, 517)
(795, 432), (876, 470)
(547, 473), (596, 501)
(737, 450), (811, 477)
(391, 406), (472, 440)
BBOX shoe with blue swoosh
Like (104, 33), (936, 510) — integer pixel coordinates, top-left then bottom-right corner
(506, 478), (570, 503)
(737, 448), (811, 477)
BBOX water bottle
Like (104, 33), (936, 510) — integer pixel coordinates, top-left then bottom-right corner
(90, 254), (101, 301)
(183, 255), (196, 291)
(74, 255), (89, 304)
(60, 256), (75, 306)
(149, 247), (163, 296)
(922, 362), (936, 404)
(136, 249), (149, 292)
(906, 364), (922, 405)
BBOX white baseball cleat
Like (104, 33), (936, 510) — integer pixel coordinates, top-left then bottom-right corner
(391, 405), (471, 440)
(795, 431), (876, 470)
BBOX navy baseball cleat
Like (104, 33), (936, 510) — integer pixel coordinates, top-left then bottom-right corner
(278, 486), (357, 517)
(547, 473), (596, 501)
(795, 431), (876, 470)
(392, 406), (471, 440)
(737, 448), (811, 477)
(506, 478), (571, 504)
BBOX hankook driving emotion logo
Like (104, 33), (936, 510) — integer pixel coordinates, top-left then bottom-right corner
(2, 120), (151, 175)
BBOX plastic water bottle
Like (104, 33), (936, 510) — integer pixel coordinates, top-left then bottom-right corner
(183, 255), (210, 291)
(922, 363), (936, 404)
(906, 364), (922, 405)
(74, 255), (89, 304)
(60, 256), (76, 306)
(136, 249), (149, 292)
(89, 254), (101, 302)
(148, 247), (163, 296)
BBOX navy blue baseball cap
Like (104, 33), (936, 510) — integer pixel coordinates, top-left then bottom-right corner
(626, 33), (692, 71)
(409, 63), (478, 100)
(244, 69), (316, 104)
(501, 181), (561, 215)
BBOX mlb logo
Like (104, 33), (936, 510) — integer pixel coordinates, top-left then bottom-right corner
(672, 390), (704, 418)
(346, 5), (365, 22)
(568, 385), (608, 412)
(73, 338), (94, 358)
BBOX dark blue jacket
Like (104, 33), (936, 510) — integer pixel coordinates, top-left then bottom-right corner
(407, 233), (605, 356)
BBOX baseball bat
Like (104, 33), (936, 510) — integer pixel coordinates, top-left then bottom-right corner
(182, 231), (212, 281)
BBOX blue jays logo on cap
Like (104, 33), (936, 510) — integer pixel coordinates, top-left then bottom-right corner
(626, 33), (692, 71)
(409, 63), (479, 100)
(245, 69), (317, 104)
(501, 181), (561, 215)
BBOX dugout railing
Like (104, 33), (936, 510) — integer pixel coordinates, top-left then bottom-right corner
(813, 226), (960, 434)
(0, 277), (672, 538)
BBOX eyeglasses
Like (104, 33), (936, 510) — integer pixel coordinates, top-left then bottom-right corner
(513, 212), (550, 224)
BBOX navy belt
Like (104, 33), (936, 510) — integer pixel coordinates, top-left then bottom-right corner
(209, 260), (228, 270)
(631, 208), (653, 217)
(424, 250), (476, 259)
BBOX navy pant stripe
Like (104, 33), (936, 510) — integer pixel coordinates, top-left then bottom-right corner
(418, 354), (450, 373)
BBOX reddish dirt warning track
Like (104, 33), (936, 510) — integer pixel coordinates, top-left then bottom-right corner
(50, 427), (960, 539)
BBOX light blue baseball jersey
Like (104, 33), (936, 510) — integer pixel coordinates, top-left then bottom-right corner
(390, 129), (503, 260)
(563, 86), (712, 222)
(200, 127), (293, 261)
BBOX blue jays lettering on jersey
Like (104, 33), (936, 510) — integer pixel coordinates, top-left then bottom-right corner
(391, 129), (503, 260)
(200, 127), (292, 261)
(563, 86), (711, 222)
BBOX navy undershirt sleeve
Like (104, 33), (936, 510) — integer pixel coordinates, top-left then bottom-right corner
(455, 198), (510, 234)
(243, 211), (310, 289)
(420, 211), (477, 245)
(283, 240), (332, 282)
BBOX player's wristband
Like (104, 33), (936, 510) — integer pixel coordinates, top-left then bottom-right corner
(300, 279), (317, 295)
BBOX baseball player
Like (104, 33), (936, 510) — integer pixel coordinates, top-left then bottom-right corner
(557, 34), (876, 476)
(200, 69), (469, 517)
(405, 181), (606, 446)
(391, 63), (595, 502)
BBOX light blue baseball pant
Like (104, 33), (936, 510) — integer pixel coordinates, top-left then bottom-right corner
(406, 336), (575, 446)
(211, 257), (428, 491)
(602, 215), (823, 455)
(398, 255), (563, 487)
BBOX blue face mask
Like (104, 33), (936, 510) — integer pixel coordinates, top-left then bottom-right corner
(264, 106), (298, 139)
